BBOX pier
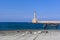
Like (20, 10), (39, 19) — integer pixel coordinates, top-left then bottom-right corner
(32, 11), (60, 29)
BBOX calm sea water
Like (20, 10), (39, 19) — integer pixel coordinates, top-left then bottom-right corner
(0, 22), (60, 30)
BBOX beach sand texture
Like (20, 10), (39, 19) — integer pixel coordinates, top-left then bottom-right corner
(0, 30), (60, 40)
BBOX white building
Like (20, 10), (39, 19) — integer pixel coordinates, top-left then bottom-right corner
(32, 11), (38, 23)
(32, 11), (60, 23)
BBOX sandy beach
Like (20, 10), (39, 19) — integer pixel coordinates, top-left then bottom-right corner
(0, 30), (59, 40)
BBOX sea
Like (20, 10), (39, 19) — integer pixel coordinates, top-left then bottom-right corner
(0, 22), (60, 30)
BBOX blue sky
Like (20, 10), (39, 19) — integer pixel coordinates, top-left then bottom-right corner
(0, 0), (60, 22)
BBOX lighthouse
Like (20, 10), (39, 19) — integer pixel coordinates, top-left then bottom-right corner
(32, 11), (38, 23)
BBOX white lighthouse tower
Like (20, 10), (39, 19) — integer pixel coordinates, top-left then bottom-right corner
(32, 11), (38, 23)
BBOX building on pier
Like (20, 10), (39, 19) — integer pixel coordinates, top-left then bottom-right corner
(32, 11), (60, 24)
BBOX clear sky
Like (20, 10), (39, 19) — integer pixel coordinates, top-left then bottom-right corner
(0, 0), (60, 22)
